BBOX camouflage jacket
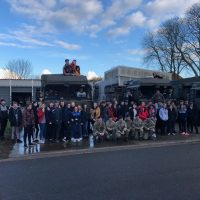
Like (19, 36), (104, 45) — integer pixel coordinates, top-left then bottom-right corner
(143, 118), (156, 130)
(125, 119), (133, 130)
(93, 120), (106, 132)
(106, 119), (116, 130)
(115, 119), (127, 131)
(132, 118), (143, 129)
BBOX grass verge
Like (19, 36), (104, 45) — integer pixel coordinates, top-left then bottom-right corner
(0, 121), (13, 159)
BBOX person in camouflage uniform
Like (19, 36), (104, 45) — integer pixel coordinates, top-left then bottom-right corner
(105, 116), (116, 140)
(143, 117), (156, 140)
(115, 116), (129, 140)
(125, 115), (134, 139)
(93, 117), (107, 141)
(132, 115), (144, 140)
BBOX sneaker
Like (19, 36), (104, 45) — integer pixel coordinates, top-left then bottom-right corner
(24, 144), (28, 148)
(152, 133), (157, 138)
(17, 139), (23, 143)
(181, 132), (185, 135)
(62, 138), (66, 143)
(33, 139), (39, 143)
(172, 133), (176, 136)
(71, 138), (75, 142)
(168, 133), (171, 136)
(29, 143), (35, 146)
(40, 140), (45, 144)
(185, 132), (190, 136)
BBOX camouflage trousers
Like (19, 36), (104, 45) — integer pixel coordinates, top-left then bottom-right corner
(106, 129), (115, 140)
(143, 128), (155, 140)
(93, 131), (107, 140)
(114, 130), (129, 139)
(132, 128), (143, 140)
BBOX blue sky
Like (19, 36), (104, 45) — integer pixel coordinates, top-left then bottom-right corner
(0, 0), (199, 78)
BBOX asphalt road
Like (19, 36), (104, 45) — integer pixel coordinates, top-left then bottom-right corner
(1, 143), (200, 200)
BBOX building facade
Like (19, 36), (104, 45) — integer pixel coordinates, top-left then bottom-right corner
(94, 66), (172, 101)
(0, 79), (41, 106)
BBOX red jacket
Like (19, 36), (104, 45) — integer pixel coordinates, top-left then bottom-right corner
(139, 106), (149, 121)
(37, 108), (45, 123)
(108, 107), (117, 121)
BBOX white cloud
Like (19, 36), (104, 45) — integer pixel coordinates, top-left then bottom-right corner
(145, 0), (199, 17)
(86, 71), (98, 80)
(0, 24), (81, 50)
(144, 0), (200, 28)
(128, 49), (147, 55)
(100, 0), (142, 27)
(42, 69), (52, 74)
(9, 0), (103, 34)
(5, 0), (200, 39)
(0, 68), (19, 79)
(108, 11), (146, 37)
(124, 11), (146, 27)
(54, 40), (81, 50)
(0, 41), (34, 48)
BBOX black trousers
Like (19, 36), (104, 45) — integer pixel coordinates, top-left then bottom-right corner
(0, 119), (8, 138)
(167, 120), (175, 134)
(187, 119), (198, 133)
(179, 119), (187, 132)
(161, 120), (167, 135)
(34, 123), (39, 139)
(46, 123), (56, 140)
(24, 125), (33, 145)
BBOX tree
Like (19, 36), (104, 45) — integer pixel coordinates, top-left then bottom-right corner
(143, 3), (200, 77)
(4, 59), (32, 79)
(143, 18), (186, 78)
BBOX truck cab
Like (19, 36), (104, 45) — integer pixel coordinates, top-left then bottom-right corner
(41, 74), (92, 105)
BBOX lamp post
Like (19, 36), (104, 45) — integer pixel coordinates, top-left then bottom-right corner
(9, 79), (12, 106)
(32, 78), (34, 102)
(197, 47), (200, 73)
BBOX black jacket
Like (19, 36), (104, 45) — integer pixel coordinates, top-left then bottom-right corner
(187, 106), (199, 122)
(9, 107), (22, 127)
(168, 108), (177, 122)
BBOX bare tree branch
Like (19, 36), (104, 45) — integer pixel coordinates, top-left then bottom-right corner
(4, 59), (32, 79)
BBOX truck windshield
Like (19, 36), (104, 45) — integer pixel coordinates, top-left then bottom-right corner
(44, 84), (91, 101)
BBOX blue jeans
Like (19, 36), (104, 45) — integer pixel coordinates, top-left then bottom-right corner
(39, 123), (46, 140)
(71, 124), (81, 139)
(82, 121), (88, 137)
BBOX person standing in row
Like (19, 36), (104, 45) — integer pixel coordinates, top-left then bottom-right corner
(159, 103), (168, 135)
(71, 106), (82, 142)
(37, 103), (47, 143)
(187, 102), (198, 134)
(0, 99), (9, 140)
(32, 101), (39, 143)
(22, 102), (35, 147)
(9, 102), (23, 143)
(46, 102), (56, 142)
(54, 101), (62, 142)
(167, 104), (177, 135)
(178, 100), (189, 135)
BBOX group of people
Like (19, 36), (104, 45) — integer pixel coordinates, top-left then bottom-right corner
(63, 59), (81, 76)
(0, 89), (199, 148)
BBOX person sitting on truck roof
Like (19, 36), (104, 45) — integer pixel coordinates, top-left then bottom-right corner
(70, 60), (81, 76)
(75, 65), (81, 76)
(63, 59), (72, 75)
(70, 60), (76, 74)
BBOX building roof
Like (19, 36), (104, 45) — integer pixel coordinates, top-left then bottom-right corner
(0, 79), (41, 87)
(126, 78), (171, 88)
(41, 74), (89, 86)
